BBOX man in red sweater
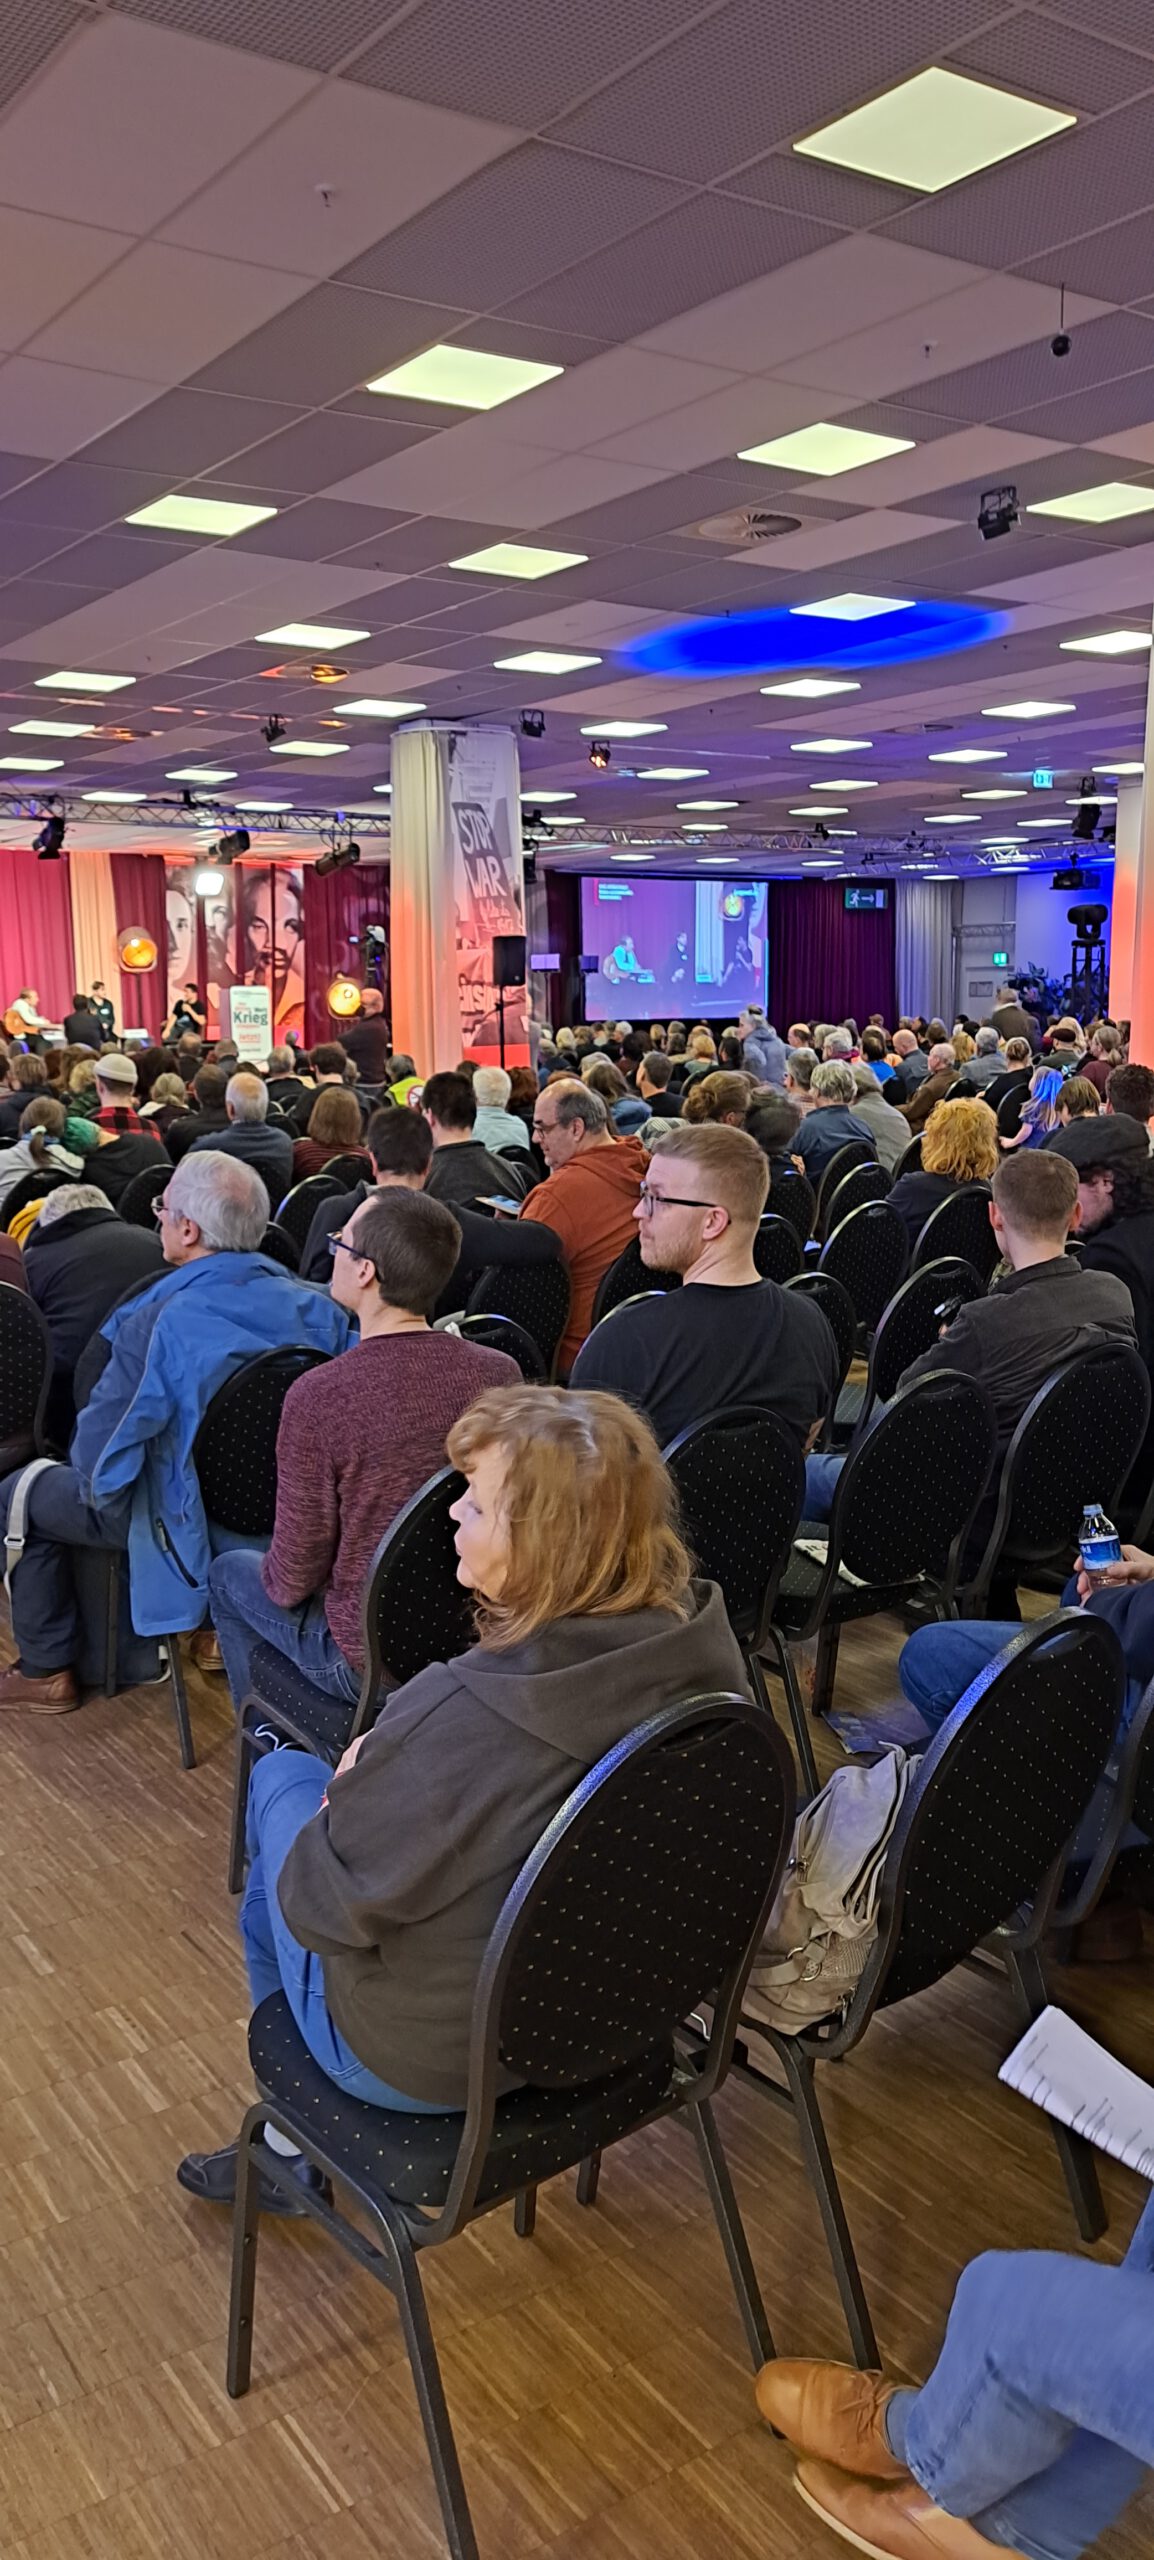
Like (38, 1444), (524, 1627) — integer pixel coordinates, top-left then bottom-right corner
(518, 1080), (645, 1374)
(206, 1187), (518, 1711)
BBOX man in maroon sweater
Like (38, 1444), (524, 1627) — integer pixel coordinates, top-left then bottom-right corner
(206, 1188), (518, 1711)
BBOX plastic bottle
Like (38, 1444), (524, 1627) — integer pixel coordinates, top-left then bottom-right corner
(1078, 1502), (1122, 1591)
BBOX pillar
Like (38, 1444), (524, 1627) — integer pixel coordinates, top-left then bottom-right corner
(1108, 778), (1141, 1024)
(390, 722), (527, 1069)
(1126, 618), (1154, 1063)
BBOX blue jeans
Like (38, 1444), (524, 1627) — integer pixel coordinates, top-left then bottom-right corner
(884, 2189), (1154, 2560)
(208, 1546), (361, 1718)
(803, 1453), (845, 1519)
(241, 1750), (444, 2113)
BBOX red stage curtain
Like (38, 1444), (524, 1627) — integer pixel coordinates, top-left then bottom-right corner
(769, 880), (896, 1031)
(0, 845), (75, 1025)
(111, 852), (168, 1042)
(303, 863), (390, 1045)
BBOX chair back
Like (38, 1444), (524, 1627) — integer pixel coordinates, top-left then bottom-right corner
(783, 1270), (856, 1396)
(751, 1213), (802, 1285)
(819, 1199), (909, 1335)
(815, 1140), (876, 1239)
(0, 1282), (52, 1456)
(892, 1135), (922, 1178)
(259, 1221), (301, 1272)
(591, 1233), (682, 1327)
(1, 1169), (77, 1232)
(360, 1465), (476, 1708)
(968, 1345), (1152, 1598)
(996, 1081), (1029, 1137)
(191, 1347), (332, 1535)
(855, 1615), (1124, 2023)
(276, 1173), (348, 1250)
(768, 1168), (815, 1242)
(861, 1259), (985, 1421)
(322, 1153), (370, 1190)
(437, 1310), (545, 1382)
(116, 1162), (170, 1228)
(828, 1370), (996, 1592)
(664, 1405), (805, 1646)
(912, 1183), (997, 1279)
(824, 1161), (891, 1230)
(465, 1257), (572, 1378)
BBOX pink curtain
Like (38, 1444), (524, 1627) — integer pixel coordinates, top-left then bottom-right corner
(303, 862), (390, 1045)
(769, 880), (896, 1030)
(111, 852), (169, 1042)
(0, 845), (75, 1024)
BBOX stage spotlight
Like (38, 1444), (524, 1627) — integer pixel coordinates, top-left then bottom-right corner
(33, 813), (65, 859)
(194, 865), (224, 896)
(588, 739), (611, 769)
(977, 484), (1020, 541)
(315, 836), (361, 879)
(210, 827), (251, 863)
(520, 709), (546, 739)
(261, 715), (287, 745)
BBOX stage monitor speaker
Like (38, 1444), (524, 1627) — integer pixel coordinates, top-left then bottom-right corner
(493, 933), (526, 987)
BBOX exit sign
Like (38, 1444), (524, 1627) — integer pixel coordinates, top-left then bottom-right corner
(1032, 767), (1053, 790)
(992, 949), (1008, 967)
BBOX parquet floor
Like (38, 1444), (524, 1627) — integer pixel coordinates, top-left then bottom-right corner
(0, 1607), (1151, 2560)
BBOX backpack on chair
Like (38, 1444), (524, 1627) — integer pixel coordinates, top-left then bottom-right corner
(744, 1750), (913, 2033)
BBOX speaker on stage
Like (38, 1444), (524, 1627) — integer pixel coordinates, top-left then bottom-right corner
(493, 933), (526, 987)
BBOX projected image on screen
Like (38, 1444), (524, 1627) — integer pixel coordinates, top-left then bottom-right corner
(579, 877), (768, 1017)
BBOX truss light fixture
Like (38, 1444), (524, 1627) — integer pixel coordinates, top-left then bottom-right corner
(449, 542), (587, 578)
(739, 422), (913, 473)
(256, 622), (370, 648)
(366, 345), (562, 407)
(1029, 484), (1154, 524)
(11, 719), (96, 736)
(194, 865), (225, 895)
(36, 670), (133, 693)
(790, 592), (914, 621)
(580, 720), (666, 738)
(1060, 629), (1153, 655)
(794, 67), (1074, 193)
(126, 494), (277, 536)
(268, 739), (350, 756)
(494, 650), (602, 674)
(761, 676), (861, 698)
(980, 700), (1075, 719)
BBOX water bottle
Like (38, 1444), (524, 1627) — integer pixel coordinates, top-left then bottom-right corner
(1078, 1503), (1122, 1590)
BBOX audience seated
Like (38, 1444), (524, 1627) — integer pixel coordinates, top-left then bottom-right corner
(291, 1085), (370, 1183)
(745, 1090), (807, 1193)
(989, 987), (1039, 1046)
(1001, 1064), (1064, 1150)
(739, 1007), (788, 1086)
(140, 1072), (191, 1138)
(62, 993), (104, 1048)
(337, 988), (391, 1086)
(571, 1122), (836, 1449)
(636, 1050), (683, 1119)
(0, 1153), (347, 1712)
(264, 1044), (308, 1113)
(134, 1047), (179, 1109)
(982, 1034), (1033, 1129)
(0, 1097), (84, 1208)
(793, 1060), (875, 1179)
(1049, 1114), (1154, 1374)
(288, 1044), (349, 1135)
(682, 1069), (752, 1127)
(519, 1082), (645, 1374)
(190, 1069), (293, 1211)
(886, 1097), (998, 1252)
(178, 1383), (749, 2204)
(1046, 1015), (1086, 1071)
(956, 1024), (1006, 1092)
(889, 1028), (928, 1099)
(785, 1045), (819, 1114)
(1049, 1074), (1102, 1132)
(24, 1180), (164, 1445)
(420, 1070), (513, 1210)
(206, 1189), (520, 1703)
(79, 1054), (166, 1211)
(470, 1064), (534, 1155)
(860, 1029), (896, 1085)
(1082, 1023), (1123, 1098)
(1107, 1061), (1154, 1137)
(0, 1052), (49, 1142)
(298, 1105), (564, 1312)
(802, 1150), (1138, 1519)
(898, 1041), (957, 1129)
(167, 1062), (230, 1162)
(848, 1063), (910, 1172)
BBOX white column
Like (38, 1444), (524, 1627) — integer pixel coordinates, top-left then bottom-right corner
(390, 722), (526, 1069)
(1108, 777), (1142, 1024)
(1127, 619), (1154, 1061)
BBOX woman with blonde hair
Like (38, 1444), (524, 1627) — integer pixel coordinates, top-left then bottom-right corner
(682, 1068), (752, 1127)
(291, 1081), (370, 1183)
(178, 1385), (747, 2208)
(886, 1096), (998, 1253)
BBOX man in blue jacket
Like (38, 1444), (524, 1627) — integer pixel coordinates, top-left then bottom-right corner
(0, 1150), (348, 1711)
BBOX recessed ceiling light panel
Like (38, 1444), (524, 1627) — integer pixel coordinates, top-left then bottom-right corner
(980, 700), (1075, 719)
(11, 719), (95, 736)
(637, 766), (709, 779)
(794, 67), (1074, 194)
(961, 788), (1028, 801)
(677, 798), (738, 810)
(928, 747), (1006, 763)
(519, 789), (575, 802)
(739, 422), (913, 473)
(367, 345), (561, 408)
(0, 757), (62, 770)
(81, 789), (147, 802)
(36, 670), (133, 692)
(126, 495), (276, 535)
(1029, 485), (1154, 524)
(494, 650), (601, 673)
(256, 622), (370, 647)
(167, 765), (236, 782)
(579, 721), (666, 738)
(1060, 629), (1152, 655)
(449, 542), (587, 578)
(789, 737), (873, 753)
(343, 698), (426, 716)
(761, 677), (861, 698)
(790, 592), (914, 621)
(790, 803), (849, 816)
(269, 739), (349, 756)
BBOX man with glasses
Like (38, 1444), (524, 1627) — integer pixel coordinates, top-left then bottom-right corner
(518, 1079), (647, 1375)
(207, 1189), (518, 1713)
(571, 1122), (837, 1451)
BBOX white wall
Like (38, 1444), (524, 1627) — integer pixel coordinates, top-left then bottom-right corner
(1014, 869), (1111, 986)
(955, 868), (1113, 1017)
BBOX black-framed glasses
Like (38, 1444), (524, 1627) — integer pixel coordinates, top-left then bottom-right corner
(637, 1184), (721, 1213)
(327, 1232), (369, 1263)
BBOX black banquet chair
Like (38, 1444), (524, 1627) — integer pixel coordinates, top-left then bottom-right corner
(782, 1270), (857, 1432)
(116, 1161), (170, 1227)
(590, 1232), (680, 1326)
(465, 1258), (572, 1379)
(962, 1344), (1152, 1614)
(912, 1181), (998, 1280)
(822, 1160), (892, 1232)
(733, 1613), (1125, 2364)
(0, 1282), (53, 1468)
(664, 1404), (815, 1791)
(771, 1369), (997, 1720)
(228, 1465), (475, 1890)
(275, 1174), (348, 1253)
(434, 1309), (545, 1381)
(767, 1168), (815, 1243)
(813, 1140), (876, 1242)
(751, 1213), (802, 1285)
(818, 1198), (909, 1340)
(829, 1257), (985, 1448)
(258, 1220), (300, 1272)
(1, 1168), (77, 1232)
(891, 1134), (922, 1179)
(320, 1152), (372, 1190)
(226, 1694), (796, 2560)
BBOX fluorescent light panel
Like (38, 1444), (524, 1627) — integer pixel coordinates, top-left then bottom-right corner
(1095, 760), (1144, 774)
(580, 721), (666, 738)
(126, 495), (276, 535)
(519, 789), (575, 802)
(36, 670), (132, 692)
(961, 788), (1028, 801)
(928, 747), (1005, 763)
(81, 788), (146, 802)
(494, 650), (601, 674)
(1029, 484), (1154, 524)
(449, 542), (586, 578)
(0, 756), (62, 769)
(761, 676), (861, 697)
(269, 740), (349, 756)
(810, 777), (877, 790)
(677, 798), (738, 809)
(739, 422), (913, 473)
(366, 345), (561, 408)
(790, 803), (848, 815)
(1060, 629), (1152, 655)
(167, 765), (236, 782)
(256, 622), (370, 647)
(11, 719), (95, 736)
(789, 737), (873, 753)
(980, 700), (1075, 718)
(791, 592), (913, 621)
(637, 766), (709, 779)
(343, 697), (425, 716)
(794, 67), (1074, 193)
(236, 799), (292, 811)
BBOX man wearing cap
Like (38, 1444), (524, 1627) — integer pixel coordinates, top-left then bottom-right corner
(1049, 1112), (1154, 1378)
(87, 1053), (167, 1211)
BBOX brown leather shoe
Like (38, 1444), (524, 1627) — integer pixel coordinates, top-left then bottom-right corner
(189, 1628), (224, 1674)
(794, 2461), (1027, 2558)
(756, 2360), (906, 2478)
(0, 1664), (78, 1714)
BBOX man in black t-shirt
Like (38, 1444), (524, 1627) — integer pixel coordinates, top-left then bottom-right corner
(570, 1121), (836, 1450)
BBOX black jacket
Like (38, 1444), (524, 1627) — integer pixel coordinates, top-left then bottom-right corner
(189, 1118), (294, 1212)
(1079, 1211), (1154, 1375)
(887, 1168), (966, 1254)
(63, 1009), (104, 1048)
(425, 1138), (515, 1213)
(24, 1204), (164, 1443)
(87, 1130), (167, 1212)
(900, 1255), (1138, 1447)
(340, 1017), (392, 1084)
(300, 1177), (566, 1313)
(168, 1103), (229, 1163)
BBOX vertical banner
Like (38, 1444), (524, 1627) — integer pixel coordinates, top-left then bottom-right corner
(391, 722), (524, 1071)
(221, 983), (273, 1063)
(166, 864), (197, 1022)
(238, 863), (306, 1042)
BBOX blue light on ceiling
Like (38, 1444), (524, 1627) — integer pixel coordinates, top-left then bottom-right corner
(619, 597), (1007, 680)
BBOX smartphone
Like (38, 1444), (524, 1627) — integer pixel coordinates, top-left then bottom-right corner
(933, 1295), (965, 1330)
(476, 1194), (524, 1217)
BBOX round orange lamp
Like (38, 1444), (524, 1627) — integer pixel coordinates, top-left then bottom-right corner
(117, 926), (158, 972)
(326, 975), (363, 1020)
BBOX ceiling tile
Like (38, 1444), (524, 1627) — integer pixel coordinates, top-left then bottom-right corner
(495, 348), (742, 455)
(720, 150), (910, 228)
(728, 507), (962, 573)
(77, 390), (305, 477)
(33, 529), (201, 590)
(0, 548), (399, 665)
(883, 92), (1154, 270)
(109, 0), (404, 75)
(991, 366), (1154, 444)
(504, 197), (841, 344)
(1044, 0), (1154, 45)
(462, 451), (669, 530)
(947, 15), (1154, 115)
(211, 408), (434, 493)
(590, 377), (852, 472)
(638, 236), (984, 371)
(775, 275), (1109, 402)
(0, 18), (316, 231)
(345, 0), (717, 127)
(1017, 207), (1154, 306)
(867, 309), (1154, 423)
(0, 359), (167, 461)
(1090, 422), (1154, 465)
(221, 497), (414, 559)
(0, 0), (86, 113)
(163, 80), (519, 279)
(0, 209), (136, 357)
(187, 286), (472, 406)
(330, 518), (525, 572)
(0, 455), (47, 502)
(337, 142), (688, 307)
(27, 245), (314, 384)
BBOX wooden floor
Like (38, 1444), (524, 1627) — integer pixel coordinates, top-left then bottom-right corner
(0, 1609), (1151, 2560)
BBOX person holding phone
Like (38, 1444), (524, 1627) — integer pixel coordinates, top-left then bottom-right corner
(420, 1071), (520, 1211)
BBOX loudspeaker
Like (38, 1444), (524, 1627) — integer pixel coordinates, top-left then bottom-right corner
(493, 933), (526, 987)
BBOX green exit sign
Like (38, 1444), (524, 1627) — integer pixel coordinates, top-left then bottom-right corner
(992, 949), (1009, 966)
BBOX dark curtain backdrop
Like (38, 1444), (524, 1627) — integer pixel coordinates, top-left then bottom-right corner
(111, 852), (168, 1042)
(769, 880), (896, 1031)
(303, 862), (391, 1045)
(0, 847), (75, 1024)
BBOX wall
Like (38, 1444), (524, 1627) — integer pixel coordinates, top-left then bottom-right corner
(955, 868), (1113, 1019)
(1015, 866), (1112, 1012)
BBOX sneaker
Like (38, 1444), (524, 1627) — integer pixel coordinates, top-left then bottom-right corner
(176, 2137), (330, 2216)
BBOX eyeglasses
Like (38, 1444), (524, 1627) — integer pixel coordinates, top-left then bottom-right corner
(531, 1119), (554, 1139)
(637, 1184), (721, 1214)
(327, 1232), (370, 1264)
(153, 1194), (171, 1220)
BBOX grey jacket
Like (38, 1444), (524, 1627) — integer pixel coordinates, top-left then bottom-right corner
(278, 1580), (749, 2103)
(899, 1256), (1138, 1447)
(743, 1025), (789, 1088)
